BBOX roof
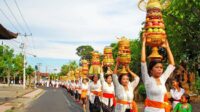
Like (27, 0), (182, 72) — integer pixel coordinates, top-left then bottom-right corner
(0, 24), (18, 39)
(36, 71), (49, 77)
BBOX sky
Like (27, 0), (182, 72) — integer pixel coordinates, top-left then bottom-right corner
(0, 0), (146, 73)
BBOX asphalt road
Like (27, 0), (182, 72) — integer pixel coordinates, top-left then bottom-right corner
(24, 87), (83, 112)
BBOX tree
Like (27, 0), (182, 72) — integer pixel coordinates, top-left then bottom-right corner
(68, 61), (78, 70)
(60, 61), (78, 76)
(0, 45), (14, 86)
(12, 53), (23, 84)
(76, 45), (94, 61)
(60, 65), (70, 76)
(162, 0), (200, 71)
(26, 65), (35, 87)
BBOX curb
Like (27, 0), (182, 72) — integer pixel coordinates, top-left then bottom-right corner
(15, 89), (36, 98)
(2, 89), (44, 112)
(0, 88), (35, 106)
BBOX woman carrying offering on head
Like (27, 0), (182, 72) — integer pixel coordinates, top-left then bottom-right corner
(80, 77), (89, 112)
(88, 74), (102, 112)
(141, 35), (175, 112)
(113, 58), (140, 112)
(100, 63), (115, 112)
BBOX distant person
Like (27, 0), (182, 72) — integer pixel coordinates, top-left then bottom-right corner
(56, 80), (59, 88)
(77, 77), (82, 102)
(173, 93), (192, 112)
(88, 74), (102, 112)
(46, 80), (50, 87)
(80, 77), (89, 112)
(170, 79), (185, 109)
(70, 80), (75, 96)
(75, 80), (80, 101)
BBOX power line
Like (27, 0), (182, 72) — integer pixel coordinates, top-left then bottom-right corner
(11, 39), (21, 44)
(3, 41), (21, 50)
(3, 0), (25, 33)
(14, 0), (32, 34)
(0, 7), (19, 32)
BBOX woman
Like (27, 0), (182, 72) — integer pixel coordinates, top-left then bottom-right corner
(170, 79), (185, 109)
(70, 80), (75, 96)
(75, 80), (80, 101)
(77, 77), (82, 102)
(80, 77), (89, 112)
(113, 59), (140, 112)
(100, 64), (115, 112)
(88, 74), (102, 112)
(141, 35), (175, 112)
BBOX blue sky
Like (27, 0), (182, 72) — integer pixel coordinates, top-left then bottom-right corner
(0, 0), (146, 72)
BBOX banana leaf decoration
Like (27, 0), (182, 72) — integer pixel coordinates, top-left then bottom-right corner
(89, 51), (101, 75)
(138, 0), (171, 11)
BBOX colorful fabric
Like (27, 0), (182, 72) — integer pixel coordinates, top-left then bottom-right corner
(170, 88), (185, 108)
(173, 103), (192, 112)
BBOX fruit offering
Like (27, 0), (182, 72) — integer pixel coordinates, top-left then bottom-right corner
(81, 59), (89, 75)
(118, 37), (131, 74)
(75, 69), (80, 78)
(143, 0), (167, 60)
(103, 46), (114, 67)
(89, 51), (101, 75)
(118, 37), (131, 65)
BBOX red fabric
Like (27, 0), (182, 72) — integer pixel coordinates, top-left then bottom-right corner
(102, 93), (116, 106)
(145, 94), (171, 112)
(92, 62), (101, 65)
(173, 99), (180, 102)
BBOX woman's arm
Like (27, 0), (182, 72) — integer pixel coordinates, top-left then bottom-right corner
(112, 57), (120, 86)
(100, 63), (105, 84)
(140, 33), (150, 83)
(141, 33), (146, 63)
(162, 40), (175, 66)
(127, 66), (140, 89)
(161, 40), (176, 81)
(113, 57), (119, 75)
(127, 65), (138, 79)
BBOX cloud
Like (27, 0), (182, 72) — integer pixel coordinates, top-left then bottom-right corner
(0, 0), (146, 61)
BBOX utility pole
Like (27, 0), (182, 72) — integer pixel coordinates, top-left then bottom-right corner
(20, 43), (26, 89)
(37, 63), (42, 83)
(20, 33), (32, 89)
(34, 65), (38, 88)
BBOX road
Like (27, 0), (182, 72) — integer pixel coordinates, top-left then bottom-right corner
(24, 87), (83, 112)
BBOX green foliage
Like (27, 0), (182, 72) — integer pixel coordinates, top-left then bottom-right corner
(26, 65), (35, 76)
(13, 53), (23, 76)
(76, 45), (94, 61)
(60, 61), (78, 76)
(5, 110), (13, 112)
(0, 45), (14, 85)
(196, 77), (200, 92)
(0, 45), (24, 78)
(162, 0), (200, 70)
(138, 83), (146, 96)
